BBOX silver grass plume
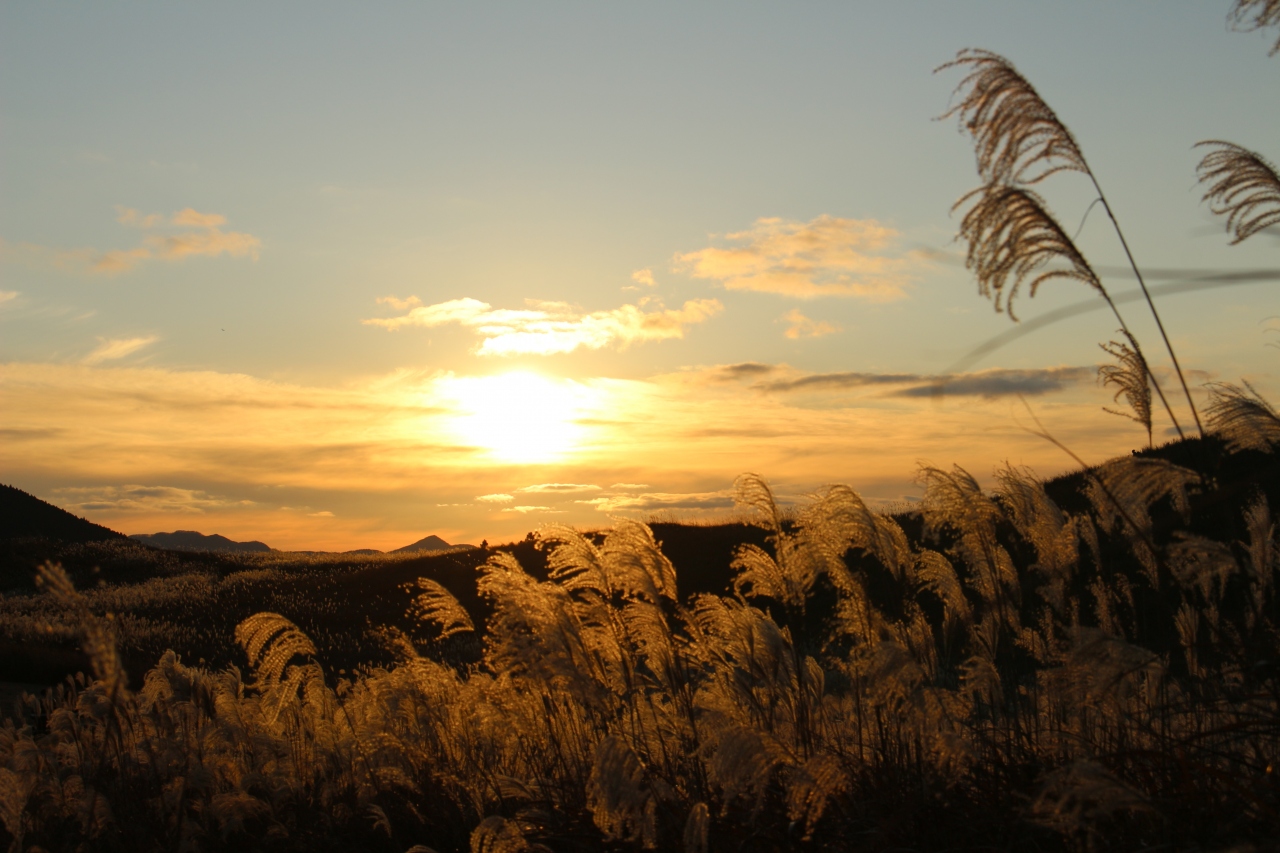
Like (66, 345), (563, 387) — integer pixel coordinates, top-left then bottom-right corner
(918, 464), (1020, 623)
(470, 815), (545, 853)
(234, 612), (318, 690)
(798, 484), (912, 582)
(734, 472), (784, 533)
(1230, 0), (1280, 54)
(1206, 380), (1280, 452)
(1167, 533), (1239, 600)
(1059, 628), (1164, 708)
(995, 464), (1080, 581)
(1086, 457), (1198, 583)
(916, 549), (973, 632)
(1243, 497), (1276, 618)
(705, 724), (789, 817)
(1098, 330), (1153, 447)
(35, 561), (127, 699)
(1032, 759), (1157, 838)
(938, 48), (1089, 186)
(957, 185), (1106, 322)
(407, 577), (475, 639)
(785, 753), (847, 841)
(682, 803), (709, 853)
(1196, 141), (1280, 243)
(586, 736), (659, 848)
(940, 47), (1199, 437)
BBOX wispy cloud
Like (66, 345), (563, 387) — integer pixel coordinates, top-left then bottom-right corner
(377, 295), (422, 311)
(631, 268), (656, 287)
(364, 296), (723, 356)
(54, 484), (252, 515)
(0, 290), (18, 306)
(584, 490), (736, 513)
(759, 365), (1095, 398)
(517, 483), (602, 494)
(674, 215), (922, 300)
(502, 505), (558, 514)
(781, 308), (841, 339)
(3, 208), (261, 275)
(477, 493), (515, 503)
(83, 335), (159, 364)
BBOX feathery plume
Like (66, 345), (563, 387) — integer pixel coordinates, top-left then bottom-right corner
(683, 803), (709, 853)
(1206, 380), (1280, 452)
(586, 736), (659, 848)
(1196, 141), (1280, 243)
(1098, 330), (1153, 447)
(407, 577), (475, 639)
(1229, 0), (1280, 54)
(734, 473), (783, 533)
(938, 48), (1089, 185)
(234, 612), (318, 689)
(957, 185), (1104, 321)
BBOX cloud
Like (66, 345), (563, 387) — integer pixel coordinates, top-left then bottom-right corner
(706, 362), (779, 383)
(377, 295), (422, 311)
(308, 510), (335, 517)
(364, 296), (723, 356)
(0, 290), (18, 306)
(674, 215), (922, 300)
(517, 483), (602, 494)
(781, 309), (841, 339)
(477, 493), (515, 503)
(502, 505), (556, 513)
(587, 491), (736, 512)
(116, 207), (166, 229)
(609, 483), (649, 490)
(170, 208), (226, 229)
(54, 484), (251, 515)
(631, 268), (656, 287)
(6, 208), (261, 275)
(83, 335), (159, 364)
(760, 366), (1095, 398)
(101, 207), (260, 272)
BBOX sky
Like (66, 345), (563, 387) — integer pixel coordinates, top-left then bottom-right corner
(3, 2), (1278, 551)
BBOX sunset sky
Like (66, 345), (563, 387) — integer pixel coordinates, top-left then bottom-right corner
(3, 2), (1278, 551)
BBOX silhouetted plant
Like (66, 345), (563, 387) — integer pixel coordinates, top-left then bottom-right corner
(939, 48), (1202, 439)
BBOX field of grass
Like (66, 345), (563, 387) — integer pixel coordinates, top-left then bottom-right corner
(2, 417), (1279, 851)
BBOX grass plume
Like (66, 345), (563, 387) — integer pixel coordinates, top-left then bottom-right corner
(1195, 140), (1280, 244)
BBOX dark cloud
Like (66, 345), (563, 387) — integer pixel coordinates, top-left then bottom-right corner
(893, 367), (1095, 398)
(0, 427), (65, 441)
(760, 366), (1093, 399)
(715, 362), (778, 381)
(760, 371), (918, 392)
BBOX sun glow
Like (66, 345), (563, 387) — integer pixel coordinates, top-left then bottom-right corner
(443, 372), (594, 464)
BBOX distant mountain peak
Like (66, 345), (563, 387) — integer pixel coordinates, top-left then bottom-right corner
(130, 530), (272, 553)
(392, 534), (456, 554)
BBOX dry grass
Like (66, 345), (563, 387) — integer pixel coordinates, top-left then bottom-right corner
(2, 410), (1278, 851)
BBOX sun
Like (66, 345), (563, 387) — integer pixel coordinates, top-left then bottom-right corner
(443, 371), (593, 464)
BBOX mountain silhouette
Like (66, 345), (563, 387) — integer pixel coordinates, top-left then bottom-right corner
(0, 484), (127, 543)
(130, 530), (272, 553)
(391, 534), (472, 554)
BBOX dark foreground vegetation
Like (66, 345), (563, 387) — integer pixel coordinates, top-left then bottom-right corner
(3, 386), (1280, 852)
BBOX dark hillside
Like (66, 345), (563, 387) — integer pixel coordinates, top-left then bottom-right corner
(0, 484), (126, 543)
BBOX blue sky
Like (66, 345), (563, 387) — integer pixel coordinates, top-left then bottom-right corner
(3, 2), (1277, 549)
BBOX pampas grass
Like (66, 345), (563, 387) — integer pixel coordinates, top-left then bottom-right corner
(939, 48), (1202, 439)
(1196, 141), (1280, 244)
